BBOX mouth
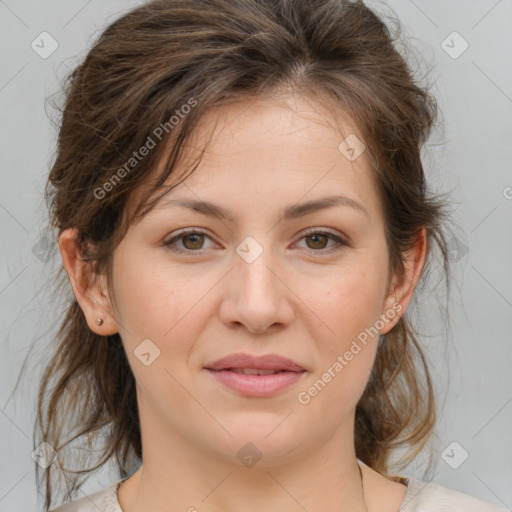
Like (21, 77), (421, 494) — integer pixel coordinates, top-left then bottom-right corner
(203, 353), (307, 397)
(212, 368), (298, 375)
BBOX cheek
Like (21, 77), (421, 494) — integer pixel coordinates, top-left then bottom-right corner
(112, 250), (186, 337)
(308, 264), (387, 339)
(111, 254), (213, 375)
(297, 271), (382, 416)
(299, 264), (385, 399)
(112, 262), (197, 407)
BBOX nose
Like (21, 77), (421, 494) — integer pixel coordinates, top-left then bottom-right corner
(219, 241), (295, 334)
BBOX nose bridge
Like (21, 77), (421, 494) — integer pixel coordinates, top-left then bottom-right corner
(220, 233), (294, 332)
(235, 234), (280, 298)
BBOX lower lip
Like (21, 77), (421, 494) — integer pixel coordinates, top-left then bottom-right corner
(205, 369), (306, 397)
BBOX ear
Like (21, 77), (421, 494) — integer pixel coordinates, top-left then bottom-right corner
(58, 228), (119, 336)
(379, 227), (427, 335)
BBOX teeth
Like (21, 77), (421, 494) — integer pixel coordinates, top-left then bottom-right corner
(230, 368), (282, 375)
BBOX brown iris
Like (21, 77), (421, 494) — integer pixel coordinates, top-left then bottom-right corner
(305, 233), (329, 250)
(182, 233), (205, 250)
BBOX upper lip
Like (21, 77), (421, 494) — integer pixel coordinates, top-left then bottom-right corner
(204, 353), (306, 372)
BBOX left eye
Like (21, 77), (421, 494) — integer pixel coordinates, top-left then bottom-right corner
(163, 229), (347, 254)
(295, 230), (347, 252)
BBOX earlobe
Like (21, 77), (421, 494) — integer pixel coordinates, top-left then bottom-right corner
(379, 227), (428, 335)
(58, 228), (119, 336)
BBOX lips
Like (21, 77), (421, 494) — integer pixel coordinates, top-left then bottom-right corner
(204, 353), (307, 397)
(204, 353), (306, 373)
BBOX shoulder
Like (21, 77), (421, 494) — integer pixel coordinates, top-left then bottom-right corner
(401, 476), (509, 512)
(49, 479), (124, 512)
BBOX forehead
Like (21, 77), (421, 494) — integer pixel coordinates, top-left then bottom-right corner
(186, 93), (363, 163)
(128, 93), (381, 225)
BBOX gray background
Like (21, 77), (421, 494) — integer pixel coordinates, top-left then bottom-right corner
(1, 0), (511, 510)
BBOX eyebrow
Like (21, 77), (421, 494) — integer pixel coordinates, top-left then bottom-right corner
(155, 195), (370, 222)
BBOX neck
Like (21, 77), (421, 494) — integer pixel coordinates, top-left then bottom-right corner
(119, 411), (368, 511)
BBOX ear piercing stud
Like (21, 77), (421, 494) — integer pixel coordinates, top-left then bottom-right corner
(96, 318), (104, 326)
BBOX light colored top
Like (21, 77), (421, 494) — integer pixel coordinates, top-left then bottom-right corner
(49, 475), (509, 511)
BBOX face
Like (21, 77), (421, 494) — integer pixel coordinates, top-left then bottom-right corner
(71, 93), (418, 466)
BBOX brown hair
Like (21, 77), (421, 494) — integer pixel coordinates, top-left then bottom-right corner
(32, 0), (454, 509)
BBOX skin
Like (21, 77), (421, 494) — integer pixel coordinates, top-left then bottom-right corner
(59, 92), (427, 512)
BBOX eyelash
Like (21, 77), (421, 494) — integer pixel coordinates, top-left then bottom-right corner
(163, 228), (349, 255)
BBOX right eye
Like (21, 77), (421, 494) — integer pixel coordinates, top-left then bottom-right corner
(163, 229), (217, 254)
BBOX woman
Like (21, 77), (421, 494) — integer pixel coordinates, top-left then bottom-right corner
(35, 0), (506, 510)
